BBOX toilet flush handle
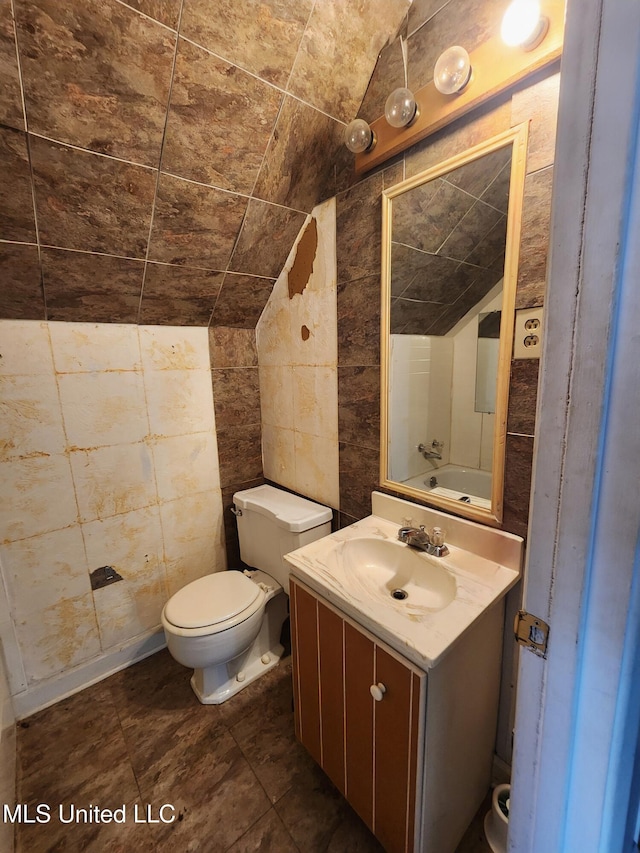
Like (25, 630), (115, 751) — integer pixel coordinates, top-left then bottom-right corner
(230, 506), (242, 516)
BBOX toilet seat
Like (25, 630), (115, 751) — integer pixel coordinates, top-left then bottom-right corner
(163, 572), (266, 638)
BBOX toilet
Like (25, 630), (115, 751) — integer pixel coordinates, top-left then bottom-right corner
(161, 484), (332, 704)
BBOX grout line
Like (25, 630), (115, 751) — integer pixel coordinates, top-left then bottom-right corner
(137, 0), (186, 323)
(27, 130), (157, 171)
(283, 0), (316, 97)
(178, 28), (346, 127)
(21, 129), (315, 219)
(113, 0), (179, 35)
(101, 677), (147, 804)
(406, 0), (452, 40)
(10, 0), (46, 319)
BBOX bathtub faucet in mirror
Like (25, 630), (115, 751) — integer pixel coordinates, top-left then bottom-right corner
(418, 440), (443, 460)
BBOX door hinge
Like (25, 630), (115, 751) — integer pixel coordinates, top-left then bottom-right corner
(514, 610), (550, 658)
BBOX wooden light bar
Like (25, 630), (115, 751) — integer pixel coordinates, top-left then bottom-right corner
(355, 0), (565, 175)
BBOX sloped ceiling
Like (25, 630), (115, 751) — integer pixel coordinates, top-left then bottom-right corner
(0, 0), (409, 326)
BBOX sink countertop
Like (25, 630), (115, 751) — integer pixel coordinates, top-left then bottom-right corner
(285, 505), (522, 671)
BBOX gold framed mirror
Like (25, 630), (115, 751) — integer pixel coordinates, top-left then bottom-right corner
(380, 124), (529, 526)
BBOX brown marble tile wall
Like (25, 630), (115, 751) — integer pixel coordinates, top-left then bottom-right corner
(209, 326), (264, 567)
(337, 0), (561, 540)
(336, 165), (399, 519)
(0, 0), (409, 325)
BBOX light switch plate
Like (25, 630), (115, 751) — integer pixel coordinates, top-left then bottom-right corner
(514, 307), (544, 359)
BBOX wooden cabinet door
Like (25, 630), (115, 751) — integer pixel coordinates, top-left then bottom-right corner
(374, 645), (424, 853)
(291, 579), (425, 853)
(290, 580), (321, 765)
(291, 582), (346, 793)
(344, 621), (375, 827)
(317, 600), (346, 795)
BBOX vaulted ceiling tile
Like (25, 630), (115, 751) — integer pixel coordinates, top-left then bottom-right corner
(162, 38), (282, 194)
(253, 95), (346, 212)
(148, 172), (247, 269)
(31, 137), (156, 258)
(288, 0), (410, 123)
(210, 273), (275, 328)
(228, 198), (306, 278)
(0, 127), (36, 243)
(0, 243), (43, 320)
(41, 248), (144, 323)
(140, 262), (224, 326)
(14, 0), (176, 166)
(0, 0), (24, 130)
(180, 0), (313, 88)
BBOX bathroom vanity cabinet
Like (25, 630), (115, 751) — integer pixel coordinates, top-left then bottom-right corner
(290, 577), (505, 853)
(290, 578), (425, 853)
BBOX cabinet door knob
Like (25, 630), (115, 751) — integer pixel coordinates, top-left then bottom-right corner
(370, 682), (387, 701)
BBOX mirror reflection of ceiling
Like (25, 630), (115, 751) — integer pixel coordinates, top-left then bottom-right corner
(390, 146), (511, 335)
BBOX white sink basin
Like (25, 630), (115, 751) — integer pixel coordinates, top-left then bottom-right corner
(334, 537), (457, 613)
(285, 492), (523, 669)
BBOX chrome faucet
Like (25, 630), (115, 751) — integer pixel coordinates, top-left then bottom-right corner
(398, 525), (449, 558)
(418, 440), (443, 460)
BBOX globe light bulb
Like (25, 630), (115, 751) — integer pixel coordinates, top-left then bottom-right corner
(433, 46), (472, 95)
(344, 118), (375, 154)
(384, 88), (418, 128)
(501, 0), (547, 49)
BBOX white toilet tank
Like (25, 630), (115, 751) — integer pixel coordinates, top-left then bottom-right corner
(234, 485), (332, 592)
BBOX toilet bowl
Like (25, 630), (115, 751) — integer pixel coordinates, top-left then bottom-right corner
(162, 568), (288, 704)
(162, 484), (332, 704)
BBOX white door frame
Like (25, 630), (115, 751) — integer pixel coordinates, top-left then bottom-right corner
(509, 0), (640, 850)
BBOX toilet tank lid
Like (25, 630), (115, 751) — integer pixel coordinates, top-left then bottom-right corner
(233, 484), (332, 533)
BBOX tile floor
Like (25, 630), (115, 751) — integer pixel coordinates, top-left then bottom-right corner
(15, 650), (492, 852)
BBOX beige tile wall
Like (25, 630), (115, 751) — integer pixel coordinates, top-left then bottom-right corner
(0, 320), (224, 702)
(257, 198), (339, 510)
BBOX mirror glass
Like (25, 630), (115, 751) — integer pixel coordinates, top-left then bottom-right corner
(380, 127), (528, 525)
(475, 310), (501, 414)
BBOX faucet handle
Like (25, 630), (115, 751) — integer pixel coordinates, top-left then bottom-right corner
(429, 526), (446, 547)
(398, 526), (413, 542)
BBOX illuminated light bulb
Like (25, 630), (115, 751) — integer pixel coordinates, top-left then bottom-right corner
(433, 46), (472, 95)
(384, 88), (418, 128)
(501, 0), (548, 49)
(344, 118), (376, 153)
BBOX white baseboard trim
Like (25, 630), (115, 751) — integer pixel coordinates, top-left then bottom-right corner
(12, 630), (167, 720)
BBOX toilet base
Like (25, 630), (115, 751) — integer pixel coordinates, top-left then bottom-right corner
(190, 642), (284, 704)
(189, 581), (289, 705)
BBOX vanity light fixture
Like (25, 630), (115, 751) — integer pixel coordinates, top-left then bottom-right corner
(352, 0), (563, 174)
(501, 0), (549, 49)
(384, 87), (419, 128)
(344, 118), (376, 153)
(433, 46), (472, 95)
